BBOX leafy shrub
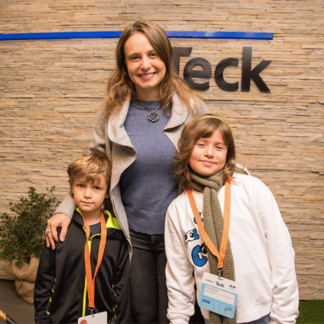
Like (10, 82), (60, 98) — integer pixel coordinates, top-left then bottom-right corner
(0, 187), (59, 267)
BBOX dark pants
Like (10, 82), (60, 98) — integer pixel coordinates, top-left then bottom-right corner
(204, 312), (271, 324)
(129, 230), (168, 324)
(240, 313), (271, 324)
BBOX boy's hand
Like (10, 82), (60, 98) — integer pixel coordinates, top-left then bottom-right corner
(45, 213), (71, 250)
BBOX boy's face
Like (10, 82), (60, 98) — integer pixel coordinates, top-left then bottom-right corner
(189, 129), (228, 177)
(71, 174), (108, 217)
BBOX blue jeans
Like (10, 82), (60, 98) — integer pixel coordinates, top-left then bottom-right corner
(129, 230), (168, 324)
(204, 313), (271, 324)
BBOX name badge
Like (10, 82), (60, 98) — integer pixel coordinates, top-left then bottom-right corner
(199, 272), (238, 319)
(78, 311), (107, 324)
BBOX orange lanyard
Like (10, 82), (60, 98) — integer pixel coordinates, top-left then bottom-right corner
(83, 212), (107, 311)
(187, 180), (231, 270)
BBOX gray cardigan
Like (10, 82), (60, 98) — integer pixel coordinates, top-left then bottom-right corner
(55, 93), (209, 256)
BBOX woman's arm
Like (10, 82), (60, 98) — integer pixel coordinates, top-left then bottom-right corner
(46, 195), (75, 249)
(193, 96), (209, 115)
(46, 212), (72, 249)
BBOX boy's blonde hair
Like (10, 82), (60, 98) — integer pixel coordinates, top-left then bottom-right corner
(174, 113), (236, 189)
(67, 151), (111, 196)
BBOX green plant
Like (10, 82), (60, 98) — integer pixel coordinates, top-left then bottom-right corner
(0, 187), (60, 267)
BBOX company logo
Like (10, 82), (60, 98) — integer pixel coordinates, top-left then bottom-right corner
(216, 281), (224, 288)
(173, 46), (271, 92)
(229, 284), (236, 292)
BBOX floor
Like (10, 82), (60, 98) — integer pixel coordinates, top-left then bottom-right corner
(0, 279), (34, 324)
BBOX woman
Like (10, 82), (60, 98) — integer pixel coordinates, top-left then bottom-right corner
(46, 20), (209, 323)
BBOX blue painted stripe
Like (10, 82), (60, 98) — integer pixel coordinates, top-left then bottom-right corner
(167, 31), (273, 39)
(0, 31), (123, 40)
(0, 31), (273, 41)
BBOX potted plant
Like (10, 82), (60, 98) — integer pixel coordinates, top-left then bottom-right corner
(0, 187), (59, 304)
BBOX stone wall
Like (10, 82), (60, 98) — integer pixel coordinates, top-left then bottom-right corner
(0, 0), (323, 299)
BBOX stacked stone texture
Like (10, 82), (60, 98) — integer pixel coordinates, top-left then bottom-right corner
(0, 0), (323, 299)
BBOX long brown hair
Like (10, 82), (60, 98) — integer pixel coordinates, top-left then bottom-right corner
(174, 114), (236, 190)
(104, 20), (200, 118)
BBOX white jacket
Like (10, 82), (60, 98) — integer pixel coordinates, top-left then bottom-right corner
(165, 173), (299, 324)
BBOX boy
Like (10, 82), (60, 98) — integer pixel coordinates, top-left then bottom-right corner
(34, 151), (130, 324)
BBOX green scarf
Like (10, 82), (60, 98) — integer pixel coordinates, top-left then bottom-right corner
(191, 170), (236, 324)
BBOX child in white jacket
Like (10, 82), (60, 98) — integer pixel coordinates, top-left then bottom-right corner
(165, 114), (299, 324)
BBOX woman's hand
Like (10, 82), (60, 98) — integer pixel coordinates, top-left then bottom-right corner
(45, 213), (72, 249)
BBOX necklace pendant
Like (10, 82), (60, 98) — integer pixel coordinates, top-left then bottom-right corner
(148, 110), (160, 122)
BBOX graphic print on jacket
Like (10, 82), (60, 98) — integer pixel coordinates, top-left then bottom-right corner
(184, 213), (208, 267)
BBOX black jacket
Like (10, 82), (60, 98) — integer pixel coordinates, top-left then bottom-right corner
(34, 209), (130, 324)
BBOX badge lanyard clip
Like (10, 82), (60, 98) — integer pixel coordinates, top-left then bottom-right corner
(84, 212), (107, 313)
(187, 180), (231, 276)
(218, 268), (223, 281)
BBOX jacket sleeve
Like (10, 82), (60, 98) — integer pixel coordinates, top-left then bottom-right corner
(113, 237), (130, 324)
(55, 107), (108, 217)
(165, 202), (196, 324)
(34, 241), (56, 324)
(193, 96), (209, 115)
(89, 107), (110, 156)
(258, 184), (299, 324)
(54, 194), (76, 218)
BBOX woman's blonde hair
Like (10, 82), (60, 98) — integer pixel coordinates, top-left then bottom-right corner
(174, 113), (236, 189)
(67, 151), (111, 196)
(104, 20), (200, 118)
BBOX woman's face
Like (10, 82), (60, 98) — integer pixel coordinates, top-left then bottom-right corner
(123, 32), (167, 101)
(189, 129), (228, 177)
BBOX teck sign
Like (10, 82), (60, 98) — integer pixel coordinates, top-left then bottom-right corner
(173, 47), (271, 92)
